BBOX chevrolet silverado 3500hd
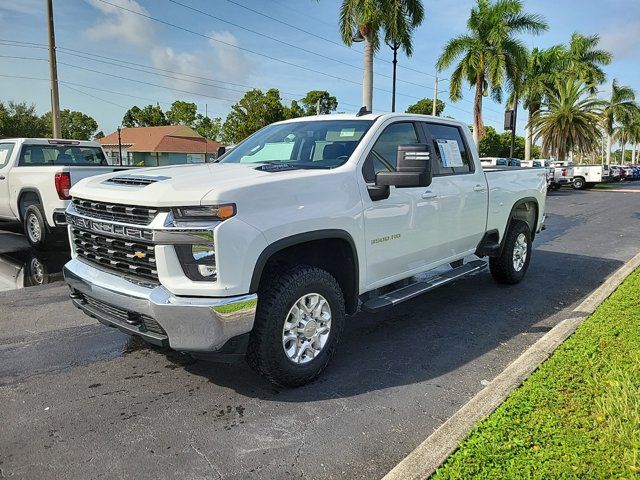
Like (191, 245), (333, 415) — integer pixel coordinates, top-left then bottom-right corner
(63, 113), (546, 386)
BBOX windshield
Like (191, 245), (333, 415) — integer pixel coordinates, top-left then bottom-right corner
(19, 144), (108, 166)
(220, 120), (374, 168)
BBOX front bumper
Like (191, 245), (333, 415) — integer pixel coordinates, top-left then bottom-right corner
(64, 258), (257, 352)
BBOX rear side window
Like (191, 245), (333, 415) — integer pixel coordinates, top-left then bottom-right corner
(0, 143), (15, 168)
(18, 145), (107, 166)
(422, 123), (473, 175)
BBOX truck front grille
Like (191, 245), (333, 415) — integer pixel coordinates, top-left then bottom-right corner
(72, 227), (158, 283)
(72, 198), (159, 225)
(81, 294), (167, 336)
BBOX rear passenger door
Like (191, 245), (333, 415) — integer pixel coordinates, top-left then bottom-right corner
(0, 142), (16, 219)
(420, 122), (487, 258)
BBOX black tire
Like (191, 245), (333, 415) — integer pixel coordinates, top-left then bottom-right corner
(23, 204), (51, 250)
(549, 183), (560, 191)
(573, 177), (585, 190)
(246, 265), (345, 387)
(489, 220), (532, 285)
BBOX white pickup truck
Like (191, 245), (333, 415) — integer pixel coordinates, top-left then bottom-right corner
(0, 138), (129, 249)
(63, 113), (546, 386)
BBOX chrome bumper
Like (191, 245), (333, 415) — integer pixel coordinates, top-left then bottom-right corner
(64, 258), (257, 352)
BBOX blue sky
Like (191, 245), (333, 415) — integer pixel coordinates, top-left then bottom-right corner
(0, 0), (639, 137)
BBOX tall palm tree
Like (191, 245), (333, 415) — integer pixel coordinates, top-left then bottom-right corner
(615, 109), (640, 165)
(566, 33), (612, 93)
(530, 78), (604, 161)
(602, 79), (637, 165)
(436, 0), (547, 146)
(519, 45), (565, 160)
(339, 0), (425, 111)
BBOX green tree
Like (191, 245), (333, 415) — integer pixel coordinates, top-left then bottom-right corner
(602, 79), (637, 165)
(194, 114), (222, 142)
(166, 100), (198, 126)
(614, 109), (640, 165)
(94, 130), (105, 139)
(122, 104), (169, 127)
(436, 0), (547, 145)
(405, 98), (445, 116)
(42, 109), (98, 140)
(221, 89), (286, 144)
(300, 90), (338, 115)
(284, 100), (305, 119)
(339, 0), (425, 111)
(0, 101), (48, 138)
(478, 125), (539, 158)
(566, 33), (612, 92)
(530, 78), (604, 161)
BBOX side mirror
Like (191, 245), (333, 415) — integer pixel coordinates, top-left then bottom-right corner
(376, 144), (433, 188)
(216, 146), (226, 158)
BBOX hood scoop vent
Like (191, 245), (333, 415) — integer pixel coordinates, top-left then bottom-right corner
(104, 174), (170, 186)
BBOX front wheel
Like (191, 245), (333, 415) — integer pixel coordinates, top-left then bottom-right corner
(489, 220), (532, 285)
(246, 265), (345, 387)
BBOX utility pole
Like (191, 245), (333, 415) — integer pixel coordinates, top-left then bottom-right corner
(46, 0), (61, 138)
(204, 104), (209, 161)
(117, 126), (123, 165)
(316, 98), (321, 115)
(432, 75), (438, 116)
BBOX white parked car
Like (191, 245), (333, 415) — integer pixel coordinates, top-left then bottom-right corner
(64, 113), (547, 386)
(0, 138), (129, 249)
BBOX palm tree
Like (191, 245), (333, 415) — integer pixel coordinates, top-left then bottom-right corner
(566, 33), (612, 93)
(530, 78), (605, 161)
(436, 0), (547, 146)
(615, 109), (640, 165)
(602, 79), (637, 165)
(339, 0), (425, 111)
(519, 45), (565, 160)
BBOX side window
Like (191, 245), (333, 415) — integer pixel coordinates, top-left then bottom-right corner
(0, 143), (14, 168)
(363, 122), (419, 182)
(422, 123), (473, 175)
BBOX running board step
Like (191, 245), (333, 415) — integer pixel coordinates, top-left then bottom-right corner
(361, 260), (487, 313)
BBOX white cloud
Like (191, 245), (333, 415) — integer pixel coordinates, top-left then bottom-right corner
(600, 21), (640, 61)
(86, 0), (155, 48)
(149, 32), (252, 102)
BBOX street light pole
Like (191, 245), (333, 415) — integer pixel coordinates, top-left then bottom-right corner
(387, 41), (399, 112)
(46, 0), (61, 138)
(432, 75), (438, 116)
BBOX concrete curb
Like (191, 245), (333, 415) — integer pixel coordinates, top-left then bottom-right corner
(382, 250), (640, 480)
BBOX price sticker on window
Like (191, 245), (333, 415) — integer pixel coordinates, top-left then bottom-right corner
(436, 139), (464, 167)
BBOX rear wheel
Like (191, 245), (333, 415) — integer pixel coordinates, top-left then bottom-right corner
(573, 177), (585, 190)
(246, 265), (345, 387)
(490, 220), (532, 285)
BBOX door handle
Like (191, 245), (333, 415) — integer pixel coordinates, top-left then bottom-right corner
(473, 185), (487, 192)
(421, 191), (438, 199)
(0, 175), (5, 180)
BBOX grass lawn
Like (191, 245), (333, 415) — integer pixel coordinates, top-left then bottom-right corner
(432, 268), (640, 480)
(593, 182), (616, 189)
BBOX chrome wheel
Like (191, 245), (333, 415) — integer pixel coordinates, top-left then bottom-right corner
(30, 258), (45, 284)
(282, 293), (332, 364)
(27, 213), (42, 243)
(512, 233), (528, 271)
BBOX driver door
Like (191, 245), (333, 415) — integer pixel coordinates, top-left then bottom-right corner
(361, 121), (441, 289)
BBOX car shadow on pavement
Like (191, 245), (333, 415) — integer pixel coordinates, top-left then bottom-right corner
(172, 249), (623, 401)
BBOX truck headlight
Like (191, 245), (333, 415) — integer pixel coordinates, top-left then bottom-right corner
(172, 204), (235, 223)
(176, 244), (217, 281)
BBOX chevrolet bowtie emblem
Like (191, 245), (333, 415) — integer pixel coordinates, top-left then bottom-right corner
(133, 251), (146, 259)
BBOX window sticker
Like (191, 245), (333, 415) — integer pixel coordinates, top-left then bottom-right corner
(0, 149), (8, 165)
(436, 139), (464, 167)
(339, 128), (356, 137)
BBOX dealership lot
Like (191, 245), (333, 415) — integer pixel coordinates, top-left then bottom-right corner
(1, 184), (639, 480)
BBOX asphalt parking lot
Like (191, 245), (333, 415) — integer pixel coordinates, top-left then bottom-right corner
(1, 184), (639, 480)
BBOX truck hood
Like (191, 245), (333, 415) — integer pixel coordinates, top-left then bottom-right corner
(69, 163), (286, 206)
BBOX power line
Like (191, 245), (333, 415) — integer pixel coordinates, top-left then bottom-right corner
(93, 0), (430, 102)
(63, 83), (128, 109)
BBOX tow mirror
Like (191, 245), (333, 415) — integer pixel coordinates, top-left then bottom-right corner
(376, 144), (433, 188)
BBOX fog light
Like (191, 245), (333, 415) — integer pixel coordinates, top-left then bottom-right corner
(192, 245), (215, 262)
(175, 244), (217, 281)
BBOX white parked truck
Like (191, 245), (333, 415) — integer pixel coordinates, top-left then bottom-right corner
(0, 138), (130, 249)
(63, 113), (547, 386)
(570, 164), (608, 189)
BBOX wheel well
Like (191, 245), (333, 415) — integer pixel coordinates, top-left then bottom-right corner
(510, 200), (538, 242)
(255, 237), (359, 315)
(17, 190), (42, 221)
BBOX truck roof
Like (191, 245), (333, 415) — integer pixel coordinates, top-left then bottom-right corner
(0, 138), (102, 146)
(275, 112), (466, 126)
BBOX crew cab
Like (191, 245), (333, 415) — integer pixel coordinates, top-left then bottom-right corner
(0, 138), (129, 249)
(63, 113), (546, 386)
